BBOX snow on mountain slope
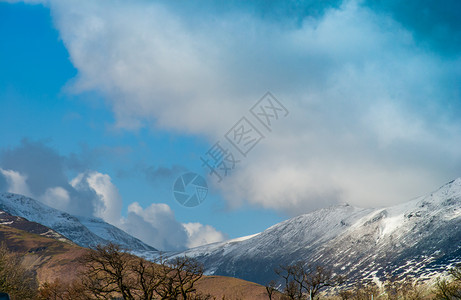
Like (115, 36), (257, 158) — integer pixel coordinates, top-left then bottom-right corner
(176, 204), (372, 260)
(170, 179), (461, 285)
(0, 192), (157, 252)
(320, 178), (461, 282)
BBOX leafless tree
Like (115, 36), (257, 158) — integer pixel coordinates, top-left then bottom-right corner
(155, 256), (204, 300)
(0, 242), (38, 299)
(38, 279), (88, 300)
(338, 279), (379, 300)
(434, 264), (461, 299)
(306, 265), (345, 297)
(384, 275), (424, 300)
(275, 262), (344, 300)
(265, 280), (278, 300)
(69, 243), (206, 300)
(79, 243), (137, 299)
(275, 263), (304, 300)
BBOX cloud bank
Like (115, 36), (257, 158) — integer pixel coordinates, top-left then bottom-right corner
(0, 140), (225, 250)
(6, 0), (461, 215)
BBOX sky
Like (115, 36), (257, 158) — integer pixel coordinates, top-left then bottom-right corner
(0, 0), (460, 251)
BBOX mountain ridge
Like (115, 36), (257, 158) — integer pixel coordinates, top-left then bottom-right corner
(169, 178), (461, 285)
(0, 192), (157, 252)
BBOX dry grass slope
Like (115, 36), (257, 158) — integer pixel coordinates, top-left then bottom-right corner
(0, 224), (273, 299)
(196, 275), (276, 300)
(0, 224), (87, 284)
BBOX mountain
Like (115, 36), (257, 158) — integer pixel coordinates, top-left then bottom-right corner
(170, 178), (461, 285)
(0, 192), (157, 252)
(2, 177), (460, 289)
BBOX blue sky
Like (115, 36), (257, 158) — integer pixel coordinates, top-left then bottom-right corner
(0, 0), (460, 251)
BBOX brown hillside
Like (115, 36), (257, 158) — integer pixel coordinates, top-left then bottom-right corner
(0, 224), (274, 299)
(195, 275), (280, 300)
(0, 224), (87, 284)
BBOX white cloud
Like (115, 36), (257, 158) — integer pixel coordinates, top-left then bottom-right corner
(183, 222), (227, 249)
(0, 168), (32, 197)
(85, 172), (123, 226)
(50, 0), (239, 135)
(70, 172), (225, 250)
(40, 186), (70, 211)
(1, 166), (224, 250)
(121, 202), (189, 251)
(69, 172), (226, 250)
(70, 171), (123, 226)
(120, 202), (227, 251)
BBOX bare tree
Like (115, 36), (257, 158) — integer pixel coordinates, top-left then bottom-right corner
(305, 265), (345, 298)
(275, 263), (304, 300)
(338, 279), (379, 300)
(265, 280), (278, 300)
(275, 262), (344, 300)
(434, 264), (461, 300)
(130, 257), (166, 300)
(155, 256), (204, 300)
(79, 243), (136, 299)
(38, 279), (88, 300)
(383, 275), (425, 300)
(74, 243), (205, 300)
(0, 242), (38, 299)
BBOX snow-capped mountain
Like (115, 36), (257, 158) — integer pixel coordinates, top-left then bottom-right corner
(171, 179), (461, 285)
(0, 192), (157, 252)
